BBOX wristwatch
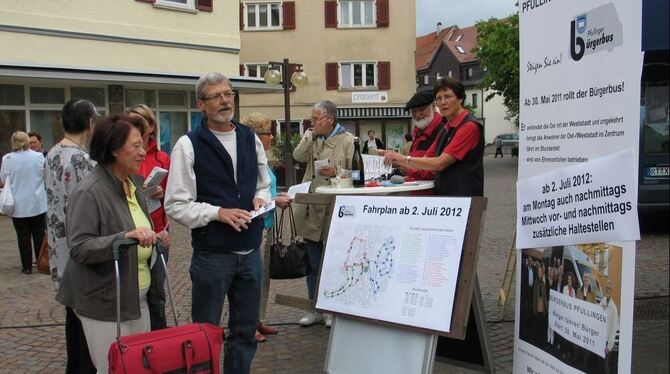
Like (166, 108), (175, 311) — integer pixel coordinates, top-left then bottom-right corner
(406, 156), (412, 165)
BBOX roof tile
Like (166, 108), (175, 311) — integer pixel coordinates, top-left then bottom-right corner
(415, 26), (455, 70)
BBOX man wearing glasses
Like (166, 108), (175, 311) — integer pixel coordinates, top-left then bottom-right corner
(292, 100), (354, 328)
(165, 72), (271, 374)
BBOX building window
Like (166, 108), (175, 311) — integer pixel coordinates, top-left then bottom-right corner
(0, 85), (108, 155)
(466, 67), (474, 79)
(0, 84), (25, 106)
(71, 87), (106, 108)
(456, 46), (466, 54)
(245, 2), (282, 30)
(126, 89), (157, 108)
(277, 120), (303, 136)
(155, 0), (195, 10)
(339, 0), (375, 27)
(244, 63), (275, 79)
(472, 93), (478, 108)
(156, 90), (189, 154)
(0, 84), (27, 157)
(159, 112), (188, 155)
(125, 89), (201, 154)
(340, 62), (376, 89)
(29, 87), (65, 105)
(159, 91), (188, 107)
(423, 75), (429, 85)
(455, 34), (463, 42)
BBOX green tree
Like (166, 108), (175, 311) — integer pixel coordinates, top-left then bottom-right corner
(475, 13), (519, 124)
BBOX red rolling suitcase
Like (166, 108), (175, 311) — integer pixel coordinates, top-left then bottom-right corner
(108, 239), (224, 373)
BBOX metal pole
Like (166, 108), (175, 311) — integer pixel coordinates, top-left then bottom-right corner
(283, 58), (296, 186)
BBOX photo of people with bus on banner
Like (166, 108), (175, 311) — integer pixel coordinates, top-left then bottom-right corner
(518, 243), (627, 373)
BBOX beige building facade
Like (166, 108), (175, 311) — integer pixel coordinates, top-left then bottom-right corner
(239, 0), (416, 152)
(0, 0), (270, 157)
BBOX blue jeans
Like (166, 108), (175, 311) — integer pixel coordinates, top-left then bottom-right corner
(190, 249), (262, 374)
(304, 240), (323, 300)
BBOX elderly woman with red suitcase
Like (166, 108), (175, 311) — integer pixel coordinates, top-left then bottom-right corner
(56, 114), (168, 373)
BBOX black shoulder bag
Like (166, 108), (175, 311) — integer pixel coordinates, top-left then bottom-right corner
(269, 206), (308, 279)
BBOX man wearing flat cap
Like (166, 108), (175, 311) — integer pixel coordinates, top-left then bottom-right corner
(403, 91), (443, 188)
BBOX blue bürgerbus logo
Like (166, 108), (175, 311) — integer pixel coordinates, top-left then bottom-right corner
(576, 14), (587, 34)
(569, 3), (622, 62)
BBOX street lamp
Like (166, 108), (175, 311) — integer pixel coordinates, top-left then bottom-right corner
(264, 58), (308, 186)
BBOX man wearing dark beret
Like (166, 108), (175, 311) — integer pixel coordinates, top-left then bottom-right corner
(403, 91), (443, 190)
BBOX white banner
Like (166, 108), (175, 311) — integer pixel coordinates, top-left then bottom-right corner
(548, 289), (607, 358)
(516, 0), (641, 373)
(518, 1), (643, 180)
(516, 151), (640, 249)
(316, 195), (471, 333)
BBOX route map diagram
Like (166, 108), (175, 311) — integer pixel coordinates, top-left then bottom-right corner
(320, 224), (397, 308)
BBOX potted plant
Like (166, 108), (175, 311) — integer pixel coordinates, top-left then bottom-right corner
(270, 133), (303, 187)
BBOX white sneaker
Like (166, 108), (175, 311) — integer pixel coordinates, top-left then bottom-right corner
(299, 311), (324, 326)
(325, 314), (333, 328)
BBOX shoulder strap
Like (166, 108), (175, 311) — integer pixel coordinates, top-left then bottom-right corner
(273, 208), (285, 244)
(288, 205), (299, 240)
(435, 113), (483, 155)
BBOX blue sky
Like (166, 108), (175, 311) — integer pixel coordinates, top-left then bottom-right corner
(416, 0), (517, 36)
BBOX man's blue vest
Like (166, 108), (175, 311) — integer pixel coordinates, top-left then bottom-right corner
(186, 119), (263, 252)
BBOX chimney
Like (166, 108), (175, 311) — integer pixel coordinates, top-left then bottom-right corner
(436, 22), (443, 37)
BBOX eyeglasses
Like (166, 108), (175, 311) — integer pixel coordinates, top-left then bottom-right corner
(200, 91), (236, 101)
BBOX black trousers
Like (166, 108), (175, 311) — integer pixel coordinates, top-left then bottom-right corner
(11, 213), (46, 271)
(65, 307), (96, 374)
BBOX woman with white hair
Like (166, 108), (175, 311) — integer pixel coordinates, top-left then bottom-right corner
(0, 131), (48, 274)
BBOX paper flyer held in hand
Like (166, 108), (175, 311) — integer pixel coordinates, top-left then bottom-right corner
(250, 200), (276, 220)
(143, 166), (168, 214)
(287, 182), (311, 199)
(144, 166), (168, 187)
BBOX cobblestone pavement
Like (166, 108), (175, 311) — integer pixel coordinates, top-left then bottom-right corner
(0, 156), (667, 373)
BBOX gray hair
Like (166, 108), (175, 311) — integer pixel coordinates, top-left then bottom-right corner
(196, 72), (232, 100)
(313, 100), (338, 124)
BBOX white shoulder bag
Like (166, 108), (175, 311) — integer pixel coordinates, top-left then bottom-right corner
(0, 157), (15, 215)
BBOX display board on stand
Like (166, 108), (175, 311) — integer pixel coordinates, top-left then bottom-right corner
(304, 194), (492, 373)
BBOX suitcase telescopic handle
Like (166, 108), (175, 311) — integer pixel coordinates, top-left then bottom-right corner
(113, 238), (139, 260)
(112, 237), (178, 340)
(113, 238), (139, 339)
(156, 241), (180, 327)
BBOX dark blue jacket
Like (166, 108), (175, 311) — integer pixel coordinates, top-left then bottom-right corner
(187, 119), (263, 252)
